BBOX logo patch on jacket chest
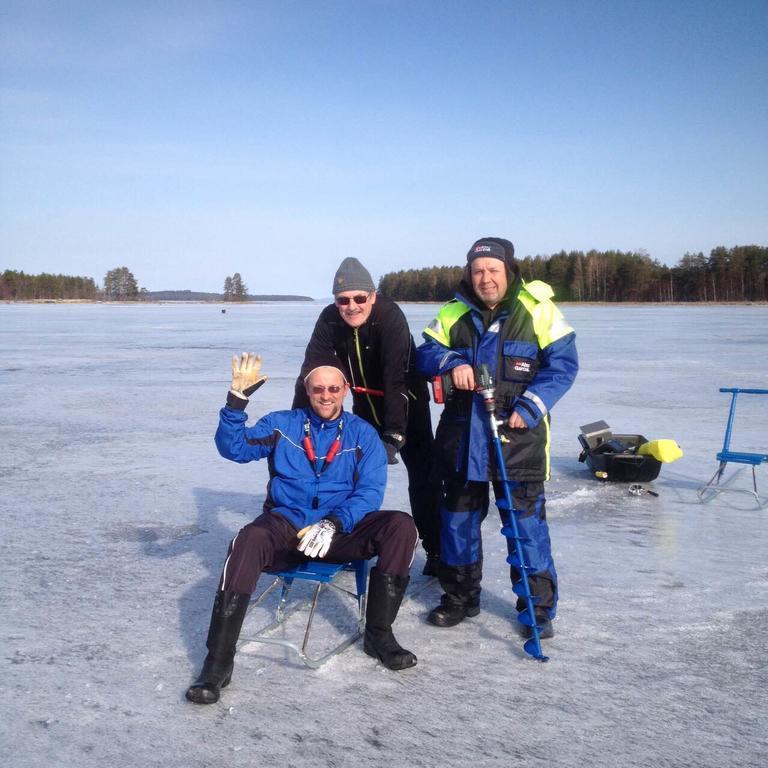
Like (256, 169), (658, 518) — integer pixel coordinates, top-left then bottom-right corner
(513, 359), (532, 374)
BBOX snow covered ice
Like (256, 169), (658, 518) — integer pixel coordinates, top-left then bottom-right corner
(1, 302), (767, 768)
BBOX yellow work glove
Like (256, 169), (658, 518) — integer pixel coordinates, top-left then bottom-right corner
(230, 352), (267, 397)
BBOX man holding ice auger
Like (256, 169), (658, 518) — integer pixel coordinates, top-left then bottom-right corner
(416, 237), (578, 638)
(293, 257), (442, 575)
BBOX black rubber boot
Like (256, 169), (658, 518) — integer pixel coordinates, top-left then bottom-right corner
(186, 591), (250, 704)
(427, 561), (482, 627)
(363, 568), (417, 670)
(427, 594), (480, 627)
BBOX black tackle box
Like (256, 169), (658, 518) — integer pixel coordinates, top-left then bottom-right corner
(577, 420), (662, 482)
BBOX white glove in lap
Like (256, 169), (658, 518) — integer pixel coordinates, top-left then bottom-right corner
(297, 519), (337, 559)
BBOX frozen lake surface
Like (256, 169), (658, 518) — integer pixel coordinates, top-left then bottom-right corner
(1, 302), (767, 768)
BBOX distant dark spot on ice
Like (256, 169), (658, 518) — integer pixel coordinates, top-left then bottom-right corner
(110, 523), (207, 542)
(11, 650), (54, 665)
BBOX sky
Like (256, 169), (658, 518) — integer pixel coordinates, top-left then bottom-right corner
(1, 1), (767, 296)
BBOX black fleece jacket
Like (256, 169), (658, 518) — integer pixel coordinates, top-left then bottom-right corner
(292, 295), (420, 439)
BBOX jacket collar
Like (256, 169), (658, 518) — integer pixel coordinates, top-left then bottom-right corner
(305, 406), (345, 429)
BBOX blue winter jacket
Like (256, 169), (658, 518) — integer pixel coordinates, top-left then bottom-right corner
(215, 403), (387, 533)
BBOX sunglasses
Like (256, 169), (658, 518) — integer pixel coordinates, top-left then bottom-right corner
(335, 293), (370, 306)
(310, 385), (343, 394)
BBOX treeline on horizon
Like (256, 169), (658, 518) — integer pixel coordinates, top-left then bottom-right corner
(378, 245), (768, 302)
(0, 270), (311, 302)
(0, 271), (98, 300)
(4, 244), (767, 303)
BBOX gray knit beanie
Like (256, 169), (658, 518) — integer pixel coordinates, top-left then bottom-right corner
(332, 257), (375, 295)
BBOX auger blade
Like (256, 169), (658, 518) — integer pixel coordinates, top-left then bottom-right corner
(506, 554), (536, 571)
(523, 638), (549, 662)
(512, 582), (540, 601)
(517, 609), (536, 627)
(500, 526), (531, 543)
(485, 386), (553, 662)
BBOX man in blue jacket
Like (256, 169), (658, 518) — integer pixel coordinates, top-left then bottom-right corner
(416, 237), (578, 638)
(186, 355), (418, 705)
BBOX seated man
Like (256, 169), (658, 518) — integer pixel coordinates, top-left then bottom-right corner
(186, 354), (418, 705)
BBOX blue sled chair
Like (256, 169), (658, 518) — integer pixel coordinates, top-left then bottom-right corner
(698, 388), (768, 507)
(238, 560), (369, 668)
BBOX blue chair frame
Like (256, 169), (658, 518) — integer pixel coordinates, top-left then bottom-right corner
(239, 560), (369, 668)
(698, 388), (768, 507)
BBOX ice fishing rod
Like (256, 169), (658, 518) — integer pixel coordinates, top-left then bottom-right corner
(476, 364), (549, 662)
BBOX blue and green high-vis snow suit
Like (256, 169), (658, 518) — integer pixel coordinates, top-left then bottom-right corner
(416, 272), (578, 617)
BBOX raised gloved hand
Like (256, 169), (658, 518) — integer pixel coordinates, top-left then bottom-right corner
(382, 432), (405, 465)
(296, 519), (337, 558)
(231, 352), (267, 396)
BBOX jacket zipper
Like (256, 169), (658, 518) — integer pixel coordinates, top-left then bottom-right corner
(353, 328), (381, 427)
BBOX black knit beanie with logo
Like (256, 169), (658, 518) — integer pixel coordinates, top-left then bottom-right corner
(466, 237), (516, 270)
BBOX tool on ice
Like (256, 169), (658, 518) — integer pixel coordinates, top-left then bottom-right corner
(698, 388), (768, 508)
(628, 484), (659, 497)
(476, 364), (549, 662)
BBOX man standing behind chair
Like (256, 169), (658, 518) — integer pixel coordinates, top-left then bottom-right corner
(292, 257), (441, 575)
(416, 237), (578, 637)
(186, 355), (418, 705)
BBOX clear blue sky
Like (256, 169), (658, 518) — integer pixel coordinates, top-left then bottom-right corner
(2, 1), (766, 296)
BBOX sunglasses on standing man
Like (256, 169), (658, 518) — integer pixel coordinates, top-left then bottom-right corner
(335, 293), (371, 306)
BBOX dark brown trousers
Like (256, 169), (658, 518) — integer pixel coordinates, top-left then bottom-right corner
(219, 510), (418, 594)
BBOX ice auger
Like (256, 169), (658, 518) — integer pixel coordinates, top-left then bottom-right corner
(477, 365), (549, 662)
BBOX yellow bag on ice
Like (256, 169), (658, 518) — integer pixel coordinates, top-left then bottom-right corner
(637, 439), (683, 463)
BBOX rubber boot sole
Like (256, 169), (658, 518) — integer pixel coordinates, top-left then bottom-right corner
(426, 604), (481, 628)
(185, 672), (232, 704)
(363, 640), (417, 670)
